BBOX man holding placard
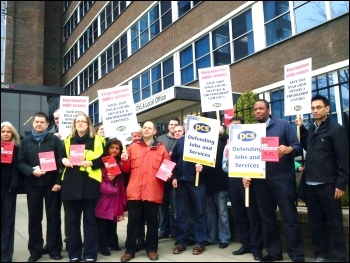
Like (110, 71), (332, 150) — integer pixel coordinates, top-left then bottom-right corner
(120, 121), (170, 262)
(243, 99), (304, 262)
(17, 112), (64, 262)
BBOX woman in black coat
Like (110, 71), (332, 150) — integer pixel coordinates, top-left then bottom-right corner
(1, 121), (22, 262)
(61, 112), (105, 262)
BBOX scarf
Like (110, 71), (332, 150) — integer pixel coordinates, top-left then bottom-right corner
(32, 129), (49, 142)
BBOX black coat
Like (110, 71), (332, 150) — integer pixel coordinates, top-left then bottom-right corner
(61, 134), (104, 201)
(1, 146), (24, 193)
(17, 133), (63, 187)
(205, 138), (229, 193)
(300, 117), (349, 190)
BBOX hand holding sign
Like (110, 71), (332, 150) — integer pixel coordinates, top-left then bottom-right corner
(183, 115), (219, 187)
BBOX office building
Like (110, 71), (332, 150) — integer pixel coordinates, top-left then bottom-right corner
(1, 1), (349, 137)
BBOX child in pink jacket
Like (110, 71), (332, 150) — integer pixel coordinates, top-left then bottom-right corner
(95, 138), (126, 256)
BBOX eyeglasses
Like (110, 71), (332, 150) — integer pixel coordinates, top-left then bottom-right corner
(76, 120), (88, 124)
(311, 106), (325, 111)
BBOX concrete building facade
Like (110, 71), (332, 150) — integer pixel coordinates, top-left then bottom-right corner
(1, 1), (349, 137)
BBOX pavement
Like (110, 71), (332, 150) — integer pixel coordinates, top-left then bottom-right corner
(13, 194), (314, 262)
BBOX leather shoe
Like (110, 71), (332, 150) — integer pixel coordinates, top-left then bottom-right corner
(260, 254), (283, 262)
(253, 254), (262, 260)
(50, 254), (63, 260)
(148, 252), (159, 261)
(219, 242), (228, 249)
(28, 255), (41, 262)
(173, 245), (186, 254)
(192, 245), (205, 255)
(233, 247), (250, 255)
(120, 253), (135, 262)
(100, 250), (111, 256)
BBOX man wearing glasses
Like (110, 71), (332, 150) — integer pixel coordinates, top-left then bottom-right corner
(296, 95), (349, 262)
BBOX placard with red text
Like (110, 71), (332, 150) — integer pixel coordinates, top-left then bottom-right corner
(102, 155), (122, 175)
(1, 141), (14, 164)
(39, 151), (57, 171)
(261, 136), (279, 162)
(69, 145), (85, 165)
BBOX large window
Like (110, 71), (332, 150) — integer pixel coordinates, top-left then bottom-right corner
(212, 22), (230, 66)
(131, 2), (173, 54)
(180, 35), (210, 85)
(232, 9), (254, 61)
(294, 1), (327, 34)
(89, 100), (100, 125)
(264, 1), (292, 47)
(132, 56), (174, 103)
(178, 1), (201, 17)
(1, 93), (56, 138)
(267, 67), (349, 135)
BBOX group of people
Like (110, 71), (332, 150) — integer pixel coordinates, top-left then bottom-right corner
(1, 94), (348, 263)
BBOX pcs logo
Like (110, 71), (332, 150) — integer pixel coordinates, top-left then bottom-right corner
(294, 105), (302, 111)
(212, 103), (222, 108)
(237, 131), (256, 141)
(194, 123), (211, 133)
(125, 136), (132, 142)
(116, 126), (126, 131)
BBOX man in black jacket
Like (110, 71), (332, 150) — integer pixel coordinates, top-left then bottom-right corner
(297, 95), (349, 262)
(18, 112), (64, 262)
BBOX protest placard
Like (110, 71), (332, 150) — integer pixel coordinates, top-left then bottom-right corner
(198, 65), (233, 113)
(39, 151), (57, 171)
(98, 85), (139, 144)
(284, 58), (312, 116)
(59, 96), (89, 139)
(1, 141), (14, 164)
(102, 155), (122, 175)
(69, 144), (85, 165)
(261, 136), (279, 162)
(228, 123), (266, 179)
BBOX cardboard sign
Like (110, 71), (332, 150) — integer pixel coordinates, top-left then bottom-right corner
(39, 151), (57, 171)
(261, 137), (279, 162)
(69, 144), (85, 165)
(183, 115), (220, 167)
(102, 155), (122, 175)
(228, 123), (266, 179)
(1, 141), (14, 164)
(155, 159), (176, 181)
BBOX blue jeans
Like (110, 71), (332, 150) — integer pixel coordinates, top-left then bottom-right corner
(175, 181), (207, 247)
(206, 190), (231, 243)
(158, 182), (176, 237)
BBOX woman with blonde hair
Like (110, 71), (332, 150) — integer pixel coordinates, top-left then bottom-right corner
(1, 121), (22, 262)
(60, 112), (106, 262)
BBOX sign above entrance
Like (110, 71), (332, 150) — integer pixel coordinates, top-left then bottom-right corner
(135, 87), (175, 114)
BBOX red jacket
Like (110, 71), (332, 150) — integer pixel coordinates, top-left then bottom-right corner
(121, 138), (169, 204)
